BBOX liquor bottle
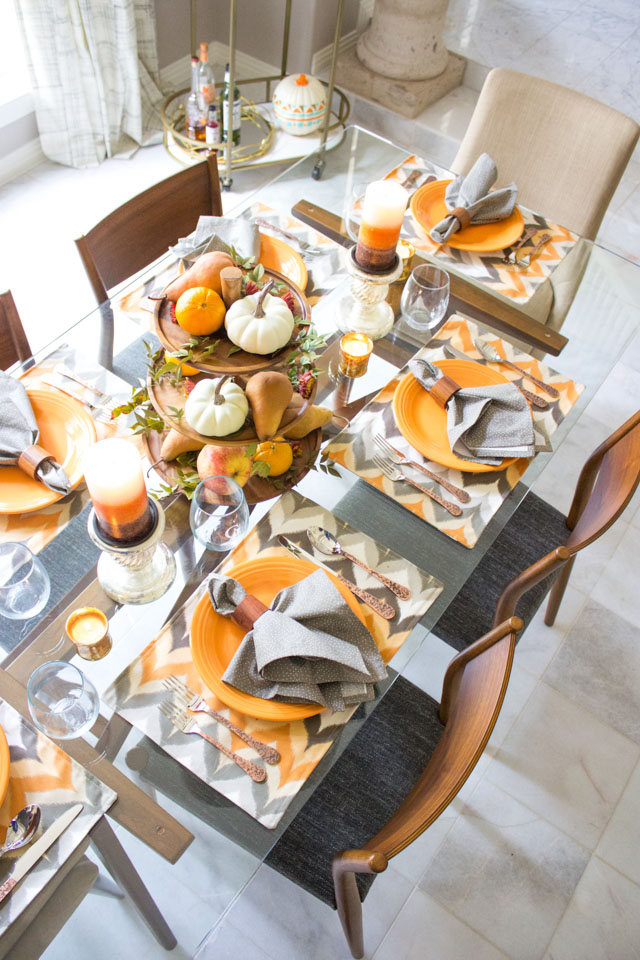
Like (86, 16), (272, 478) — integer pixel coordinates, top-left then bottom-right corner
(185, 55), (205, 141)
(220, 63), (242, 146)
(205, 104), (220, 146)
(198, 41), (215, 113)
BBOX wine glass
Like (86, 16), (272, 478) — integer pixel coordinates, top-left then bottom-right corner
(0, 542), (50, 621)
(189, 476), (250, 551)
(344, 182), (368, 243)
(400, 265), (450, 332)
(27, 661), (100, 740)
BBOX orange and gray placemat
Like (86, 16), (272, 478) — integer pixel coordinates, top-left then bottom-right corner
(103, 490), (443, 829)
(388, 154), (580, 305)
(0, 700), (116, 932)
(325, 315), (584, 549)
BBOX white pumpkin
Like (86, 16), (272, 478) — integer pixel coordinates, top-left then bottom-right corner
(272, 73), (327, 136)
(184, 377), (248, 437)
(225, 281), (294, 355)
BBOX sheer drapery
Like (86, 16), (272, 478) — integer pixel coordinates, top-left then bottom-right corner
(14, 0), (164, 168)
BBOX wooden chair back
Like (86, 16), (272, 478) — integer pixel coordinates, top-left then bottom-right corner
(494, 412), (640, 628)
(0, 291), (32, 370)
(75, 152), (223, 305)
(332, 549), (569, 958)
(453, 68), (639, 240)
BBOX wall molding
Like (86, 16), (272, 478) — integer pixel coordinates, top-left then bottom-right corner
(0, 137), (45, 187)
(310, 30), (359, 78)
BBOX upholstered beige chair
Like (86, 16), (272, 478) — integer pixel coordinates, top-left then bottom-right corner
(453, 69), (639, 337)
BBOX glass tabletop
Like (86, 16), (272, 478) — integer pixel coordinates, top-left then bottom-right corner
(3, 125), (639, 865)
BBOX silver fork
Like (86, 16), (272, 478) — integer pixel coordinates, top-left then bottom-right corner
(41, 377), (114, 424)
(373, 434), (470, 503)
(158, 700), (267, 783)
(515, 232), (551, 267)
(372, 455), (462, 517)
(162, 676), (280, 764)
(253, 217), (330, 257)
(54, 365), (115, 409)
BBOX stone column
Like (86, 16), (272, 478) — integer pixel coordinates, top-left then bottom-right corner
(336, 0), (464, 119)
(357, 0), (450, 81)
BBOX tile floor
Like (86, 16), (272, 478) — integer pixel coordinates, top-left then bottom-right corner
(0, 10), (637, 960)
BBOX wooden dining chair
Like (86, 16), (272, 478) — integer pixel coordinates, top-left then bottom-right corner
(259, 547), (569, 959)
(452, 69), (639, 337)
(0, 290), (32, 370)
(75, 152), (223, 305)
(494, 409), (640, 629)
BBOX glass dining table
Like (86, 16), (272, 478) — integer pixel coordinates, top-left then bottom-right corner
(1, 125), (639, 934)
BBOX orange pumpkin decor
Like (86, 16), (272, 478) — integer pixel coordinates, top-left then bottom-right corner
(175, 286), (226, 336)
(163, 351), (200, 376)
(253, 436), (293, 476)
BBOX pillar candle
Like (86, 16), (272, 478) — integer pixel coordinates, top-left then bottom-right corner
(355, 180), (409, 273)
(84, 438), (152, 541)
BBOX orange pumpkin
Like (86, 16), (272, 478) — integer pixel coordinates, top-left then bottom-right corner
(175, 286), (226, 336)
(253, 436), (293, 477)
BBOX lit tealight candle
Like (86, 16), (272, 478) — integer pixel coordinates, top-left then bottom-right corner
(355, 180), (409, 273)
(84, 438), (153, 542)
(339, 333), (374, 378)
(66, 607), (112, 660)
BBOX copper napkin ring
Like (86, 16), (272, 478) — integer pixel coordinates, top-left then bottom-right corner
(230, 594), (269, 631)
(17, 444), (54, 479)
(429, 375), (461, 408)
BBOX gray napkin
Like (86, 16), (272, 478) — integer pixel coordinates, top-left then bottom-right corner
(430, 153), (517, 244)
(0, 371), (71, 494)
(169, 215), (260, 263)
(409, 358), (535, 465)
(209, 569), (387, 712)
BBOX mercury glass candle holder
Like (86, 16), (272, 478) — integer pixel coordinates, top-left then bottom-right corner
(87, 498), (176, 605)
(336, 246), (403, 339)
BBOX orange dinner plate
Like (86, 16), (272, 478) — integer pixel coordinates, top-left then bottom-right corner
(0, 725), (10, 806)
(190, 555), (369, 721)
(392, 358), (530, 474)
(410, 179), (524, 252)
(0, 388), (97, 515)
(259, 233), (308, 292)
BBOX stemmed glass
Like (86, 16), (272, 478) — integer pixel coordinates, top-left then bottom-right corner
(344, 182), (368, 243)
(400, 265), (450, 332)
(27, 661), (100, 739)
(189, 475), (250, 551)
(0, 542), (50, 620)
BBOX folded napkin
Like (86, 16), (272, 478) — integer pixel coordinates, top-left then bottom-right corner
(409, 358), (535, 465)
(209, 569), (387, 712)
(430, 153), (517, 244)
(0, 371), (71, 494)
(169, 215), (260, 264)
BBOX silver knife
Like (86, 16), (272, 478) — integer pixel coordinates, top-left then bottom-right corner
(442, 344), (548, 409)
(0, 803), (83, 903)
(276, 535), (396, 621)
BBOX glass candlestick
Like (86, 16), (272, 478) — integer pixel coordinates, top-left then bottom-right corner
(87, 498), (176, 605)
(337, 246), (403, 339)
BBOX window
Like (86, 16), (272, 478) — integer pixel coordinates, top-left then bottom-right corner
(0, 4), (33, 124)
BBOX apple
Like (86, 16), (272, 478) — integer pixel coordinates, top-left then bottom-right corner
(197, 443), (253, 487)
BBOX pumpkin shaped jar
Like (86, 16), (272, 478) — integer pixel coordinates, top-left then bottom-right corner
(225, 280), (294, 355)
(184, 376), (248, 437)
(272, 73), (328, 136)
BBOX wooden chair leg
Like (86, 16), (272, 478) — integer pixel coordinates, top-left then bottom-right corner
(334, 870), (365, 959)
(544, 554), (576, 626)
(90, 817), (177, 950)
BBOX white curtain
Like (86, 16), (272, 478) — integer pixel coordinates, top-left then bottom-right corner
(14, 0), (165, 168)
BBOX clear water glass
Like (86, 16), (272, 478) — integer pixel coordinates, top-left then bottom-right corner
(344, 182), (368, 243)
(0, 542), (50, 620)
(189, 475), (250, 551)
(400, 264), (450, 331)
(27, 661), (100, 739)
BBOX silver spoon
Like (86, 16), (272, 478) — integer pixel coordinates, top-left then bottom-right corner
(306, 526), (411, 600)
(0, 804), (41, 858)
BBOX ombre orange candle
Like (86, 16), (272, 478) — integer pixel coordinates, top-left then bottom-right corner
(355, 180), (409, 273)
(84, 438), (153, 542)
